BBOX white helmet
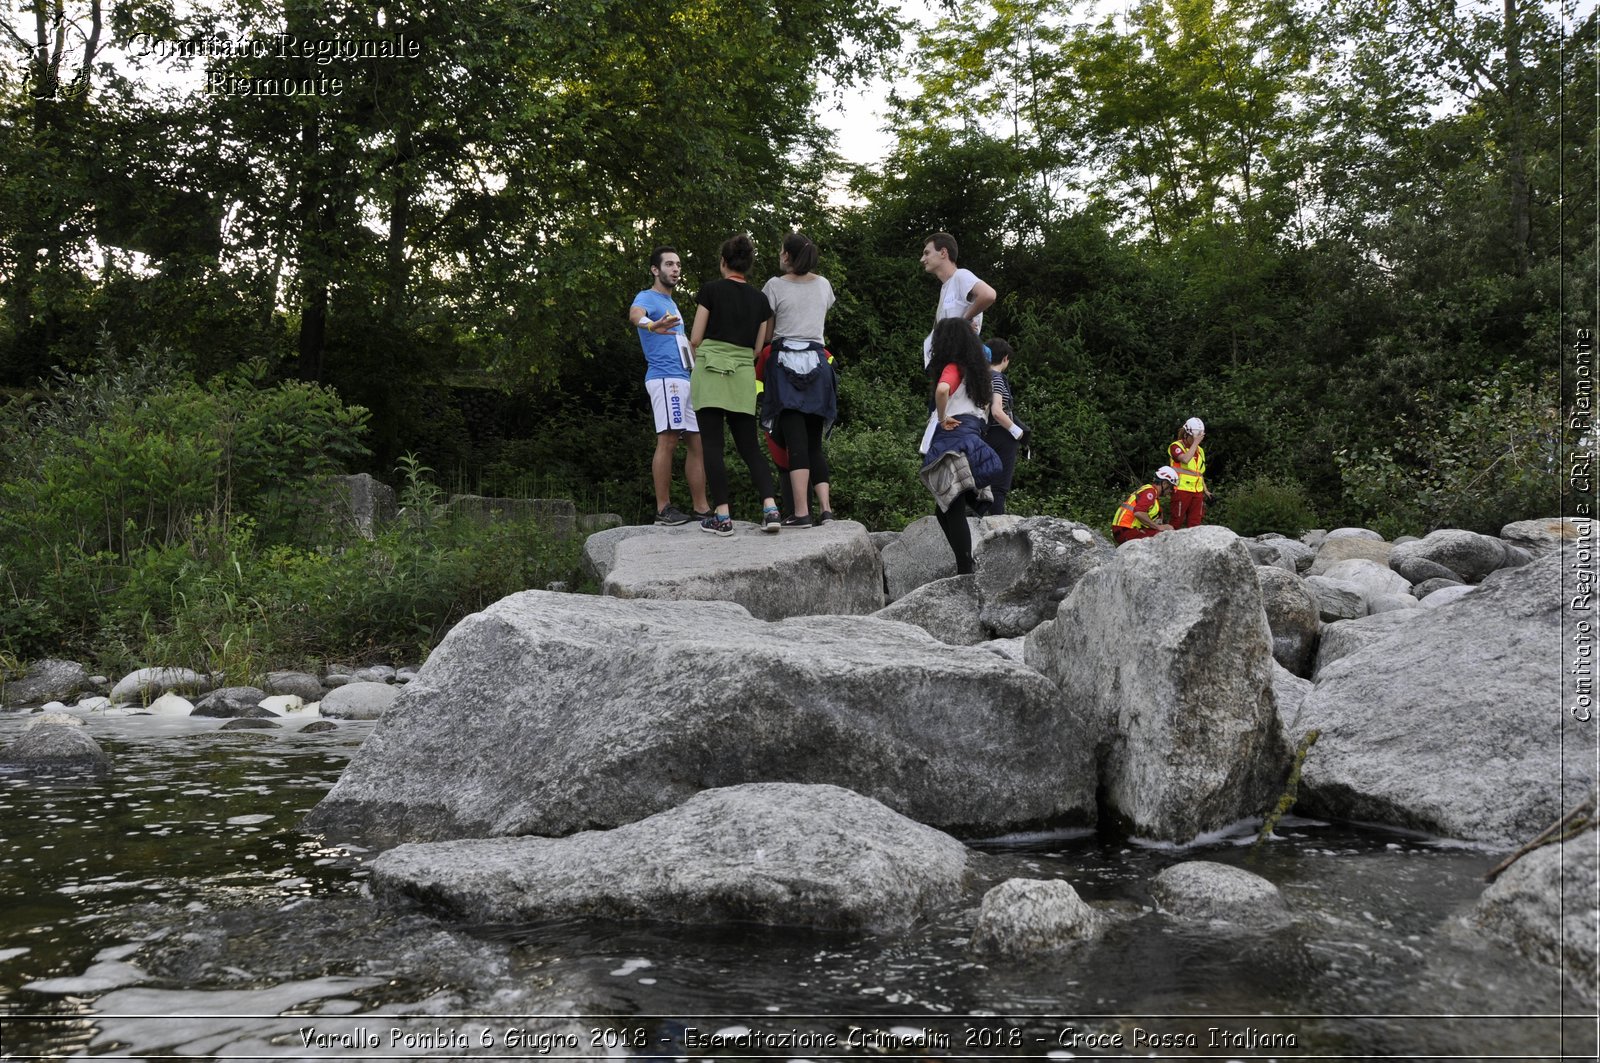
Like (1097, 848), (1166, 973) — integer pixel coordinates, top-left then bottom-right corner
(1184, 417), (1205, 434)
(1156, 466), (1180, 484)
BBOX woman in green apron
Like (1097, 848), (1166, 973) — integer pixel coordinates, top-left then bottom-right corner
(687, 234), (781, 535)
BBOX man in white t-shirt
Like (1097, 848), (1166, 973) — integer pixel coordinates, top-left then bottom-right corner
(920, 232), (997, 367)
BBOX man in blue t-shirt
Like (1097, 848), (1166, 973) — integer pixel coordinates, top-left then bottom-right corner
(629, 246), (709, 525)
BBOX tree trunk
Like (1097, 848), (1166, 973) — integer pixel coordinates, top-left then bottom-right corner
(1503, 0), (1531, 275)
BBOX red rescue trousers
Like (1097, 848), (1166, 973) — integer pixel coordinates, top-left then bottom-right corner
(1171, 489), (1206, 528)
(1113, 525), (1164, 545)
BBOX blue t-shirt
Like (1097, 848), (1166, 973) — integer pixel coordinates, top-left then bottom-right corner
(632, 289), (688, 381)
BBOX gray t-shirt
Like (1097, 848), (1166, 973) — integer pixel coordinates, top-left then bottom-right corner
(761, 274), (836, 344)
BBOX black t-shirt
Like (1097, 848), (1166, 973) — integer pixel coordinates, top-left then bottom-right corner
(696, 278), (773, 348)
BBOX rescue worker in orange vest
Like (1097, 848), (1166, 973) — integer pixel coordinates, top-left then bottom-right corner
(1112, 466), (1178, 544)
(1167, 416), (1212, 528)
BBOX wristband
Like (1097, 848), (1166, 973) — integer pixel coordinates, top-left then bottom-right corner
(639, 317), (654, 330)
(1009, 423), (1024, 440)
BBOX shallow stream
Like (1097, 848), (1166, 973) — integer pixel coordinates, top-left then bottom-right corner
(0, 712), (1591, 1060)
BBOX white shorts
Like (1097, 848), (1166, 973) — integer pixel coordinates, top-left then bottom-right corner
(646, 377), (699, 434)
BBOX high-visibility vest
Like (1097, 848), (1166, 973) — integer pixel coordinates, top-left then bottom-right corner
(1169, 441), (1206, 492)
(1113, 485), (1160, 529)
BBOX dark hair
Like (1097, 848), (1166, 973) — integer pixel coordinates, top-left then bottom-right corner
(927, 318), (992, 410)
(720, 234), (755, 273)
(649, 245), (677, 271)
(985, 337), (1014, 364)
(925, 232), (959, 263)
(782, 232), (818, 276)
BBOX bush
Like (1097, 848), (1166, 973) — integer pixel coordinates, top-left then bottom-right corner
(1333, 368), (1561, 535)
(1211, 475), (1318, 538)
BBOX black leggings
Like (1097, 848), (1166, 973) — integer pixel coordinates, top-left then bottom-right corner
(936, 490), (979, 574)
(777, 410), (830, 481)
(698, 406), (776, 508)
(979, 426), (1018, 515)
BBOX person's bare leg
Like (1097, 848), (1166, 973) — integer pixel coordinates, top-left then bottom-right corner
(651, 431), (678, 511)
(814, 480), (831, 514)
(683, 433), (709, 513)
(788, 468), (811, 517)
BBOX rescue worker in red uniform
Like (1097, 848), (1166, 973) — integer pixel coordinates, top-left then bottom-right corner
(1112, 466), (1179, 544)
(1167, 416), (1212, 528)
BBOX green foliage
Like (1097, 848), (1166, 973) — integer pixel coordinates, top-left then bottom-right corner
(1333, 368), (1561, 537)
(1211, 474), (1318, 538)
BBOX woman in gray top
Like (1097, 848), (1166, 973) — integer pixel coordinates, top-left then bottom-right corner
(760, 233), (839, 527)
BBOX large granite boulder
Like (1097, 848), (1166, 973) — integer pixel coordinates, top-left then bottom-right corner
(1474, 808), (1597, 1001)
(305, 592), (1097, 846)
(873, 575), (989, 645)
(1389, 552), (1464, 586)
(602, 519), (884, 620)
(1320, 558), (1413, 601)
(2, 659), (89, 708)
(1391, 529), (1519, 584)
(1, 715), (111, 773)
(969, 878), (1105, 957)
(1294, 552), (1587, 843)
(1501, 517), (1591, 559)
(1367, 593), (1420, 614)
(1304, 575), (1367, 621)
(1418, 584), (1478, 609)
(1150, 861), (1290, 925)
(880, 515), (976, 602)
(1023, 526), (1284, 842)
(1324, 527), (1384, 541)
(1272, 661), (1313, 738)
(1308, 536), (1393, 576)
(973, 517), (1116, 638)
(1310, 611), (1415, 678)
(1258, 538), (1315, 574)
(1255, 567), (1320, 677)
(369, 783), (969, 933)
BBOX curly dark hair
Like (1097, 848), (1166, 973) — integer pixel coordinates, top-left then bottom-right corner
(927, 318), (992, 411)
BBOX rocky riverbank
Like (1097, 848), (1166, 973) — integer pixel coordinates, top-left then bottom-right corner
(4, 515), (1594, 1001)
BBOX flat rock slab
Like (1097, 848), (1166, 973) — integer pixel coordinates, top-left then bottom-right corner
(602, 520), (884, 620)
(369, 783), (969, 933)
(305, 592), (1096, 847)
(1296, 552), (1588, 844)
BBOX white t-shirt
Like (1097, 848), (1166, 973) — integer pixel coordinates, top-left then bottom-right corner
(922, 267), (986, 366)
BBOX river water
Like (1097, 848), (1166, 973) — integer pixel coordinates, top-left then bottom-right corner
(0, 712), (1591, 1061)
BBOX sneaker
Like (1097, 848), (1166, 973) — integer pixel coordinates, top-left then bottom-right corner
(762, 506), (781, 533)
(780, 513), (813, 529)
(815, 510), (834, 525)
(655, 504), (693, 526)
(699, 513), (735, 537)
(692, 509), (712, 521)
